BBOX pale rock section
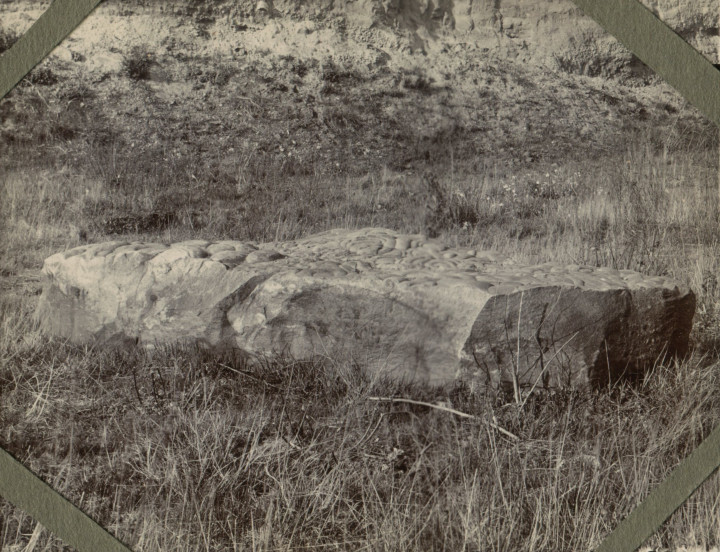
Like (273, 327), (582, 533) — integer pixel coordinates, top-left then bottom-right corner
(35, 228), (695, 389)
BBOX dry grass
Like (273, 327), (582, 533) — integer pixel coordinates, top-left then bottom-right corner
(2, 294), (720, 551)
(2, 4), (720, 549)
(2, 138), (720, 551)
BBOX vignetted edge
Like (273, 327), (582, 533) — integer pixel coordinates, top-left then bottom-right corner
(0, 1), (718, 551)
(569, 0), (720, 129)
(0, 0), (102, 99)
(564, 4), (720, 551)
(0, 448), (133, 551)
(594, 422), (720, 551)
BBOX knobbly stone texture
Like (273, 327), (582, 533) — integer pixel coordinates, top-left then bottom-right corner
(35, 228), (695, 389)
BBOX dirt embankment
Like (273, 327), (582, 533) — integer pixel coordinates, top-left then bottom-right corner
(0, 0), (716, 180)
(139, 0), (718, 80)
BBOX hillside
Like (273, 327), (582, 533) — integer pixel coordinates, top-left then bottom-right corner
(1, 0), (717, 176)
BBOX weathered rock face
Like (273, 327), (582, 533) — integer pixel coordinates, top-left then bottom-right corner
(35, 228), (695, 389)
(231, 0), (719, 77)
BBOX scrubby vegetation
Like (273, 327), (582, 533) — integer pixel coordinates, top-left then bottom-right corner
(2, 311), (720, 551)
(1, 0), (720, 550)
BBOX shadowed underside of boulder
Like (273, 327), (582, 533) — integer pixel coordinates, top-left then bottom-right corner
(34, 228), (695, 390)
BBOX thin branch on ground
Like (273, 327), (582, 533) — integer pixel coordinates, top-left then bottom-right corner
(366, 396), (519, 441)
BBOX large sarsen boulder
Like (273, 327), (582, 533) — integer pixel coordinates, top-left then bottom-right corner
(35, 228), (695, 389)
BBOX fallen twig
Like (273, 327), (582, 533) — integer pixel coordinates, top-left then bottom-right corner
(367, 396), (519, 441)
(235, 95), (261, 108)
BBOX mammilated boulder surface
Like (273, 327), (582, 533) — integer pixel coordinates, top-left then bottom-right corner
(35, 228), (695, 389)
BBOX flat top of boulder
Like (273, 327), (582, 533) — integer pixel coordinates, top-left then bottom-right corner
(45, 228), (682, 295)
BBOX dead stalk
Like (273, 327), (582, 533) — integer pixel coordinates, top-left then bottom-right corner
(367, 396), (519, 441)
(514, 291), (524, 406)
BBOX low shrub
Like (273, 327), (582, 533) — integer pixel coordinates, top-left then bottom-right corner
(123, 44), (154, 81)
(0, 27), (18, 54)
